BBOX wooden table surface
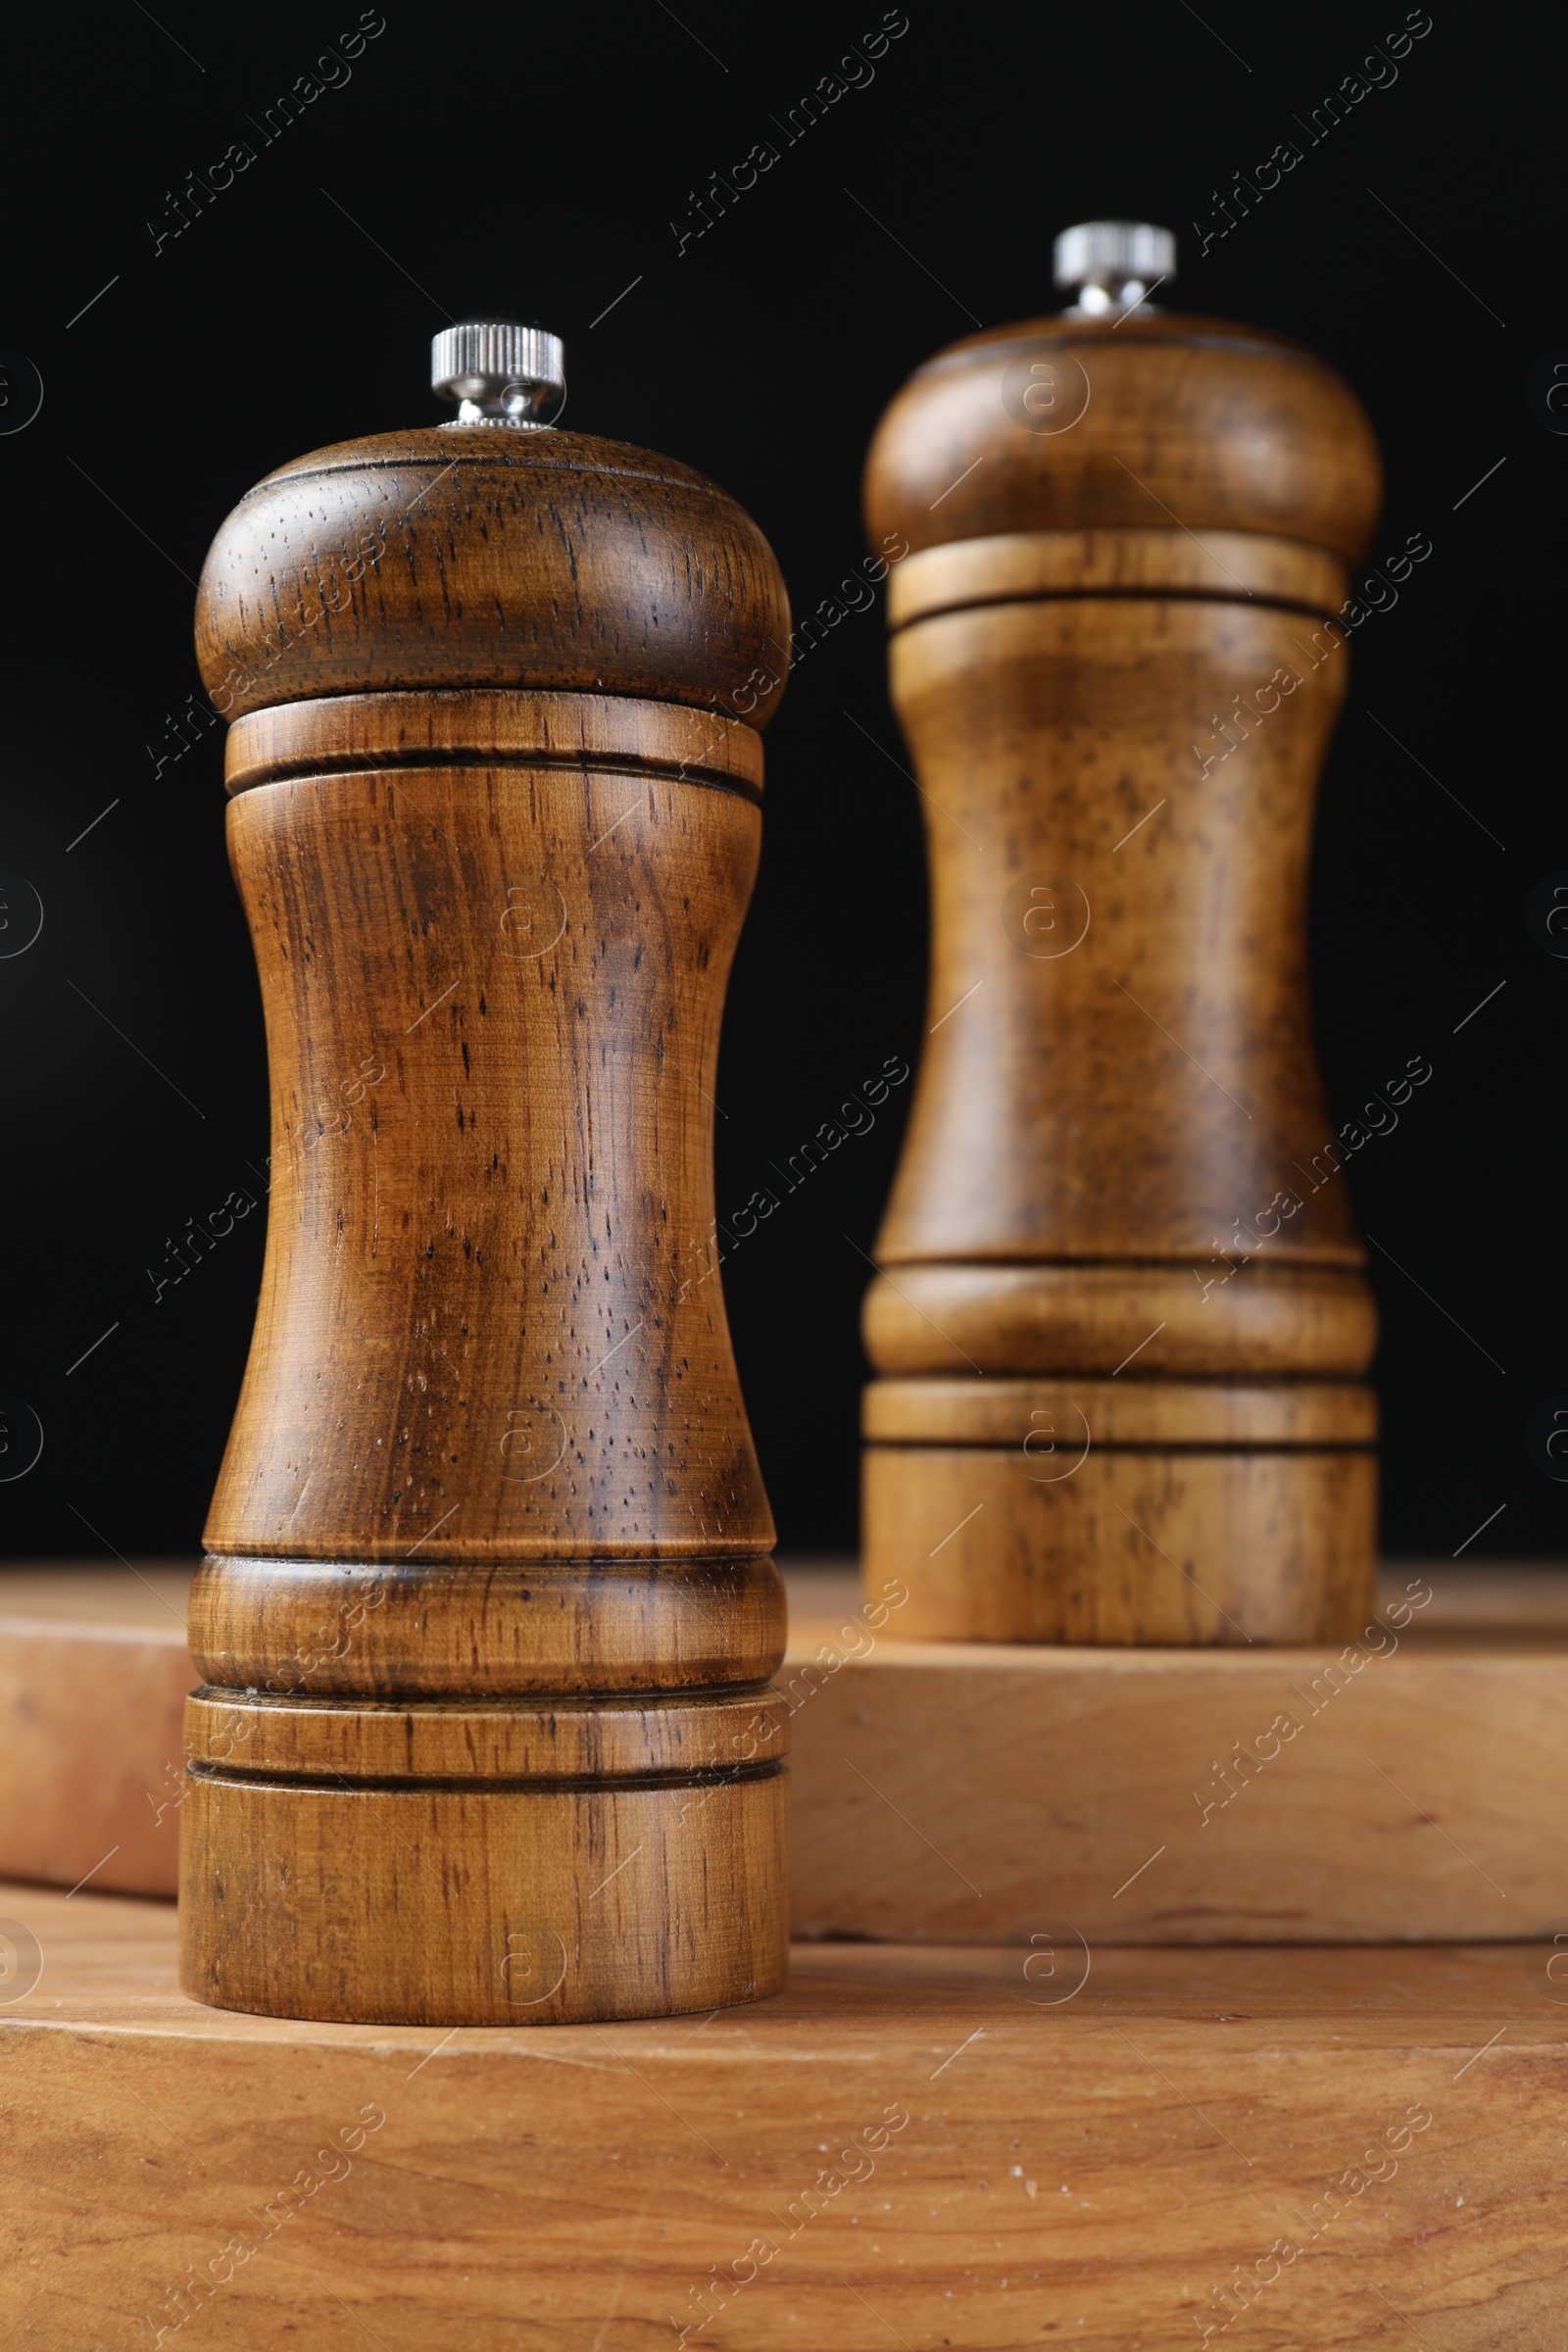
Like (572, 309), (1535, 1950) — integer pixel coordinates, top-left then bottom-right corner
(3, 1880), (1563, 2349)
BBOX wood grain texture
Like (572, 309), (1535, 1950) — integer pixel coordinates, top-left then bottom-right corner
(187, 1556), (785, 1694)
(195, 427), (791, 724)
(0, 1567), (191, 1898)
(861, 1446), (1375, 1643)
(872, 599), (1366, 1271)
(862, 1376), (1378, 1444)
(3, 1564), (1564, 1950)
(226, 687), (766, 796)
(5, 1883), (1563, 2350)
(862, 1264), (1377, 1376)
(785, 1558), (1568, 1650)
(860, 305), (1384, 1643)
(183, 1682), (791, 1780)
(887, 526), (1349, 628)
(185, 413), (791, 2024)
(785, 1563), (1568, 1945)
(179, 1764), (790, 2025)
(863, 312), (1382, 562)
(208, 757), (770, 1564)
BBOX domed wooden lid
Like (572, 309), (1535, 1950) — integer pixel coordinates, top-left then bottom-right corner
(195, 425), (791, 725)
(864, 310), (1382, 565)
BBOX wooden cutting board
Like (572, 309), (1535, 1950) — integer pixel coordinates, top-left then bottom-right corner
(1, 1880), (1561, 2350)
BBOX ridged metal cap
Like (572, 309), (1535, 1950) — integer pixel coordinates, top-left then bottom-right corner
(1053, 220), (1174, 317)
(431, 320), (566, 427)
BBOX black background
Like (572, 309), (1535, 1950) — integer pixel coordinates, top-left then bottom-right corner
(1, 0), (1561, 1566)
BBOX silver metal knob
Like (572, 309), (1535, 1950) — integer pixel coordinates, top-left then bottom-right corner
(431, 320), (566, 428)
(1053, 220), (1174, 318)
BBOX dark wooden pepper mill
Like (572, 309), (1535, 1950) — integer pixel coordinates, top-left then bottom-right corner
(860, 223), (1384, 1644)
(180, 322), (792, 2024)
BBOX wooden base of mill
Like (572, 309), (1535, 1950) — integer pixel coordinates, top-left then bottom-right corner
(179, 1558), (791, 2025)
(862, 1380), (1377, 1643)
(179, 1728), (789, 2028)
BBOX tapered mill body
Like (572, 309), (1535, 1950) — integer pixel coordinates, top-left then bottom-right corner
(180, 323), (792, 2024)
(860, 223), (1387, 1644)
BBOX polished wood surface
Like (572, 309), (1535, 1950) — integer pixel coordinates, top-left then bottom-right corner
(185, 415), (791, 2024)
(862, 1262), (1377, 1375)
(862, 1376), (1378, 1443)
(887, 525), (1350, 627)
(196, 427), (791, 723)
(862, 1446), (1375, 1643)
(863, 312), (1382, 562)
(5, 1882), (1561, 2350)
(226, 686), (766, 796)
(860, 308), (1385, 1642)
(188, 1555), (785, 1692)
(210, 741), (771, 1563)
(870, 599), (1365, 1271)
(179, 1766), (788, 2026)
(183, 1680), (792, 1779)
